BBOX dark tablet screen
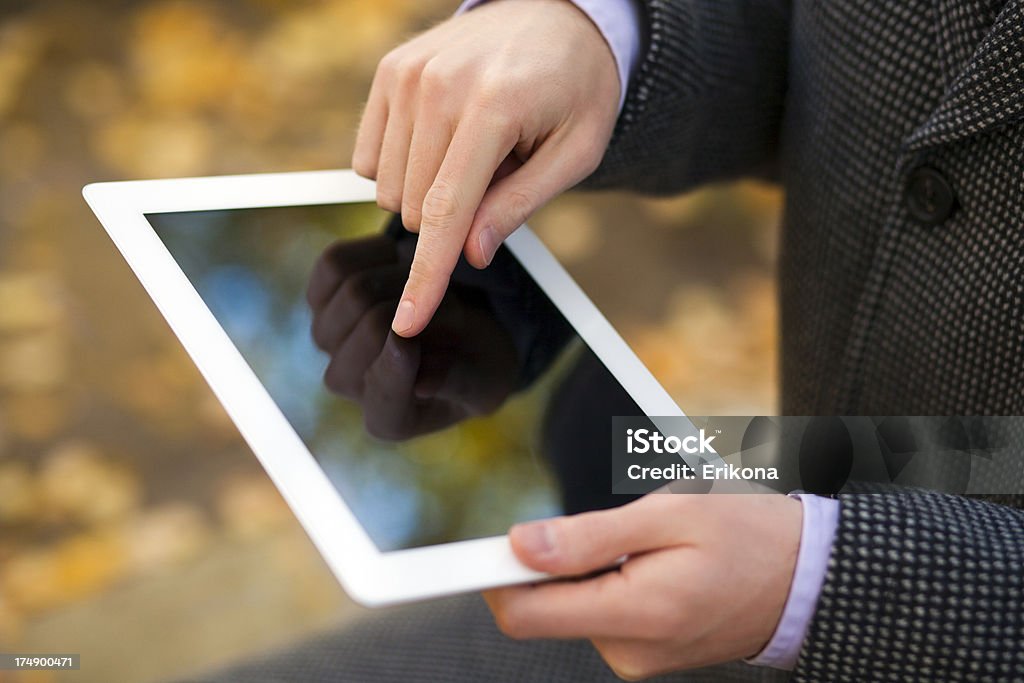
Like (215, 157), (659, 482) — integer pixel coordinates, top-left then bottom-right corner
(147, 204), (642, 551)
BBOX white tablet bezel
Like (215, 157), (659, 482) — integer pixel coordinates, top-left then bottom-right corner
(83, 169), (686, 606)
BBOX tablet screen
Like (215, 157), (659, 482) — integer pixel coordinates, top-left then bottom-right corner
(147, 205), (642, 551)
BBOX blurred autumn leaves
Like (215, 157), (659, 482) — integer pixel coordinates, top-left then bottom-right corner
(1, 2), (448, 678)
(0, 0), (781, 680)
(530, 183), (782, 415)
(82, 0), (437, 179)
(0, 441), (298, 612)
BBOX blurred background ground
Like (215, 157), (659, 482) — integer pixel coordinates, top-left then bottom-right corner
(0, 1), (782, 681)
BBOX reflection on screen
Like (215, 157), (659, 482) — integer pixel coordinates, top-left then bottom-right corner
(146, 204), (590, 551)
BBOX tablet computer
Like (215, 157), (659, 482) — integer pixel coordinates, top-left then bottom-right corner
(83, 170), (686, 606)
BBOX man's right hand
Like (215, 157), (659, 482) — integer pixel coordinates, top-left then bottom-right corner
(352, 0), (620, 338)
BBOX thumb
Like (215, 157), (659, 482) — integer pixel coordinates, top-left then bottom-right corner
(464, 132), (603, 269)
(509, 496), (682, 576)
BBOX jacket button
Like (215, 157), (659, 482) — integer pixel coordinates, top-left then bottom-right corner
(905, 166), (956, 225)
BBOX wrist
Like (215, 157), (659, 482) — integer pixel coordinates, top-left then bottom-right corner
(748, 495), (803, 658)
(746, 494), (840, 670)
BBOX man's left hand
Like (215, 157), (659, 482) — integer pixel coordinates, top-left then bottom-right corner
(484, 494), (802, 680)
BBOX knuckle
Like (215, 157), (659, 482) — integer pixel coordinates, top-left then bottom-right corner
(477, 64), (517, 98)
(394, 59), (424, 91)
(306, 264), (333, 308)
(377, 49), (430, 94)
(421, 183), (461, 225)
(352, 152), (377, 180)
(309, 307), (339, 350)
(405, 256), (446, 294)
(376, 186), (402, 212)
(375, 49), (403, 80)
(503, 186), (539, 224)
(401, 201), (423, 231)
(483, 105), (517, 135)
(306, 281), (321, 308)
(310, 318), (329, 351)
(473, 81), (515, 121)
(473, 80), (503, 109)
(496, 59), (540, 89)
(418, 60), (450, 95)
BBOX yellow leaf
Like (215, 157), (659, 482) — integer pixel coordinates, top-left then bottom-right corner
(0, 330), (66, 391)
(129, 2), (244, 112)
(63, 62), (125, 120)
(2, 392), (68, 442)
(38, 440), (141, 525)
(0, 121), (45, 181)
(0, 461), (38, 524)
(122, 503), (211, 573)
(95, 112), (212, 178)
(533, 201), (600, 264)
(0, 271), (63, 333)
(217, 473), (291, 540)
(0, 20), (44, 118)
(0, 591), (21, 646)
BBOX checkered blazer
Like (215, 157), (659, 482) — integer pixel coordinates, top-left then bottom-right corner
(585, 1), (1024, 680)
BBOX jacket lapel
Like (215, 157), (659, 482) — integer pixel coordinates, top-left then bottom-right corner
(904, 0), (1024, 151)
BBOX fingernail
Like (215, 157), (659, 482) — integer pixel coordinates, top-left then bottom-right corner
(478, 226), (500, 266)
(513, 522), (554, 558)
(392, 299), (416, 334)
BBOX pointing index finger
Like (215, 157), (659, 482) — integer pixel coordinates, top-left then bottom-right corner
(391, 115), (516, 337)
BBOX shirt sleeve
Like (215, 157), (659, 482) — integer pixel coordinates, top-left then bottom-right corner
(455, 0), (641, 111)
(746, 493), (840, 670)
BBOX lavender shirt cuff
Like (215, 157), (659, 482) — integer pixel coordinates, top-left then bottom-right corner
(456, 0), (640, 111)
(746, 493), (840, 670)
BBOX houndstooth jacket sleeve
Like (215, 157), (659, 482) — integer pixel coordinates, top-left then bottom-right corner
(792, 490), (1024, 680)
(581, 1), (1024, 680)
(581, 0), (791, 194)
